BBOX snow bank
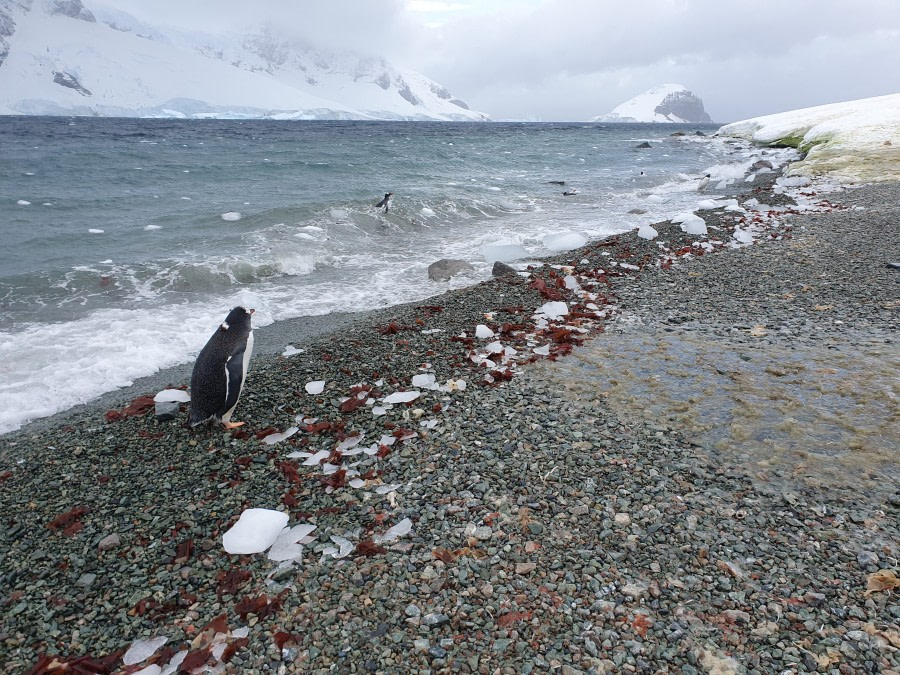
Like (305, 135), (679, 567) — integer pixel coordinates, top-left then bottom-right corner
(718, 93), (900, 183)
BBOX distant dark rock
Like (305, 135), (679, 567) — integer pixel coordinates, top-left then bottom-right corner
(750, 159), (774, 171)
(548, 181), (566, 185)
(47, 0), (95, 22)
(428, 258), (473, 281)
(52, 71), (92, 96)
(694, 130), (706, 136)
(491, 261), (517, 277)
(670, 131), (686, 137)
(627, 208), (648, 215)
(635, 142), (652, 149)
(654, 90), (712, 123)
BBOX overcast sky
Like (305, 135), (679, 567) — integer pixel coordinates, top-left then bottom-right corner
(113, 0), (900, 123)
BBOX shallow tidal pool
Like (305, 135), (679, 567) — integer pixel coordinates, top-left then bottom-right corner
(544, 327), (899, 499)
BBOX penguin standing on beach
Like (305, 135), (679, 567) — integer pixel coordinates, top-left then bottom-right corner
(189, 306), (255, 429)
(697, 174), (711, 192)
(375, 192), (393, 213)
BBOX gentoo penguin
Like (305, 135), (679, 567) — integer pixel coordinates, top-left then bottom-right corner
(697, 174), (711, 192)
(189, 306), (255, 429)
(375, 192), (393, 212)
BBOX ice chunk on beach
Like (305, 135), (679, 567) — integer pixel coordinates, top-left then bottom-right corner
(221, 211), (242, 221)
(134, 665), (162, 675)
(154, 389), (190, 403)
(124, 636), (168, 665)
(475, 324), (495, 339)
(267, 523), (316, 562)
(696, 199), (720, 210)
(481, 243), (528, 263)
(262, 427), (298, 445)
(305, 380), (325, 395)
(330, 535), (354, 558)
(412, 373), (438, 389)
(672, 212), (707, 235)
(543, 232), (587, 252)
(282, 345), (305, 357)
(534, 301), (569, 320)
(733, 228), (755, 244)
(222, 509), (289, 554)
(302, 449), (330, 466)
(373, 517), (413, 544)
(383, 391), (421, 404)
(637, 224), (658, 240)
(533, 344), (551, 356)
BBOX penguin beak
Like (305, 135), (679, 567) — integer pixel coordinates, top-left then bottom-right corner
(249, 309), (255, 315)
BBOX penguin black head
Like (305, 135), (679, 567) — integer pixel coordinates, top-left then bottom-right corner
(220, 306), (254, 331)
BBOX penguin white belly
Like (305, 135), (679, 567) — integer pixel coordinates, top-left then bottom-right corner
(222, 330), (254, 423)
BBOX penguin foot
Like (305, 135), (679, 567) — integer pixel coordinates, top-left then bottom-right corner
(223, 421), (246, 429)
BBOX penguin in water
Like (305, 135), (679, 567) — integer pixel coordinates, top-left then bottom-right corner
(189, 306), (255, 429)
(375, 192), (393, 213)
(697, 174), (711, 192)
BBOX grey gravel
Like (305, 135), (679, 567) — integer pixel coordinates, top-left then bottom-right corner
(0, 174), (897, 674)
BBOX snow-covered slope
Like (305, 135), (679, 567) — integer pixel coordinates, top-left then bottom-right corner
(590, 84), (712, 124)
(718, 94), (900, 183)
(0, 0), (488, 120)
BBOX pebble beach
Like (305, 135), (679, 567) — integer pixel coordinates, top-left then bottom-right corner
(1, 172), (898, 674)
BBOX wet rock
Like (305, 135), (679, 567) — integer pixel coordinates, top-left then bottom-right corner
(428, 259), (474, 282)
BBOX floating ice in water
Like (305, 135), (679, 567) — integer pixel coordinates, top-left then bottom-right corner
(88, 229), (104, 234)
(221, 211), (242, 221)
(543, 232), (587, 252)
(262, 426), (298, 445)
(637, 224), (658, 240)
(222, 508), (288, 554)
(154, 389), (191, 403)
(733, 228), (755, 244)
(646, 194), (664, 203)
(475, 324), (495, 339)
(373, 517), (413, 543)
(123, 636), (168, 666)
(534, 301), (569, 320)
(144, 224), (162, 230)
(481, 242), (528, 263)
(294, 233), (315, 240)
(305, 380), (325, 395)
(267, 523), (316, 561)
(16, 200), (31, 206)
(411, 373), (438, 389)
(383, 390), (420, 404)
(421, 207), (435, 217)
(282, 345), (305, 357)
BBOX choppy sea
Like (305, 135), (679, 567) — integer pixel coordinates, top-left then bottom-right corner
(0, 117), (793, 434)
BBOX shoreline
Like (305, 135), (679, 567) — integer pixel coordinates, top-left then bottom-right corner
(1, 171), (898, 672)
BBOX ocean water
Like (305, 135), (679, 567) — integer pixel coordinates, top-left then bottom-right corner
(0, 117), (785, 434)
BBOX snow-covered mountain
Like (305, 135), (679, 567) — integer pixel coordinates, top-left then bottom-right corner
(590, 84), (712, 123)
(0, 0), (488, 120)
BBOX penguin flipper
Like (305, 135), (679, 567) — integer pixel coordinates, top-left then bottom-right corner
(375, 197), (387, 208)
(223, 344), (248, 414)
